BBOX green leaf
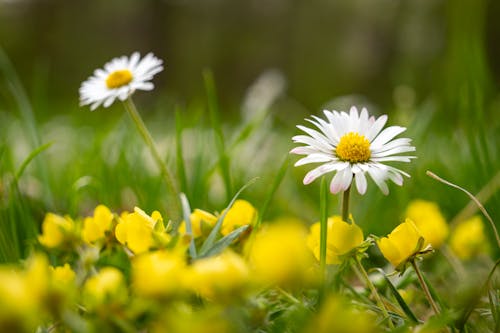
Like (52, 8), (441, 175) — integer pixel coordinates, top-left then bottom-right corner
(200, 225), (249, 258)
(180, 193), (197, 259)
(199, 177), (258, 255)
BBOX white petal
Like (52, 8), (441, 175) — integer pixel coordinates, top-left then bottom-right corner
(303, 162), (348, 185)
(294, 153), (335, 166)
(371, 156), (415, 163)
(355, 171), (368, 195)
(371, 146), (415, 158)
(371, 126), (406, 148)
(367, 167), (389, 195)
(365, 115), (388, 141)
(329, 167), (352, 193)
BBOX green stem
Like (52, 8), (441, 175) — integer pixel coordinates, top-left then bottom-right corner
(123, 97), (182, 225)
(319, 177), (329, 273)
(342, 186), (351, 222)
(411, 260), (440, 315)
(353, 257), (394, 329)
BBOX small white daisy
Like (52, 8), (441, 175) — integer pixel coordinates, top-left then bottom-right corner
(291, 106), (415, 195)
(79, 52), (163, 111)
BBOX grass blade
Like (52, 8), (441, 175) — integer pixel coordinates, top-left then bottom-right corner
(200, 225), (249, 258)
(256, 155), (289, 228)
(13, 142), (52, 184)
(175, 107), (188, 195)
(203, 69), (232, 201)
(199, 177), (258, 255)
(179, 193), (197, 259)
(373, 268), (420, 324)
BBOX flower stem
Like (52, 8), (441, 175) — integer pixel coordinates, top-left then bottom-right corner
(319, 177), (329, 273)
(342, 186), (351, 222)
(123, 97), (182, 225)
(353, 256), (394, 329)
(411, 259), (440, 315)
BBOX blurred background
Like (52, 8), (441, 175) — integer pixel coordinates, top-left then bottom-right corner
(0, 0), (499, 259)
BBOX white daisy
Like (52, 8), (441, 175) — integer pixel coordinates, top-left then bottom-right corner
(291, 106), (415, 195)
(79, 52), (163, 111)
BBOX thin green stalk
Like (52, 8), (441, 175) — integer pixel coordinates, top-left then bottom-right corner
(353, 257), (394, 329)
(123, 97), (181, 225)
(427, 170), (500, 250)
(341, 186), (351, 222)
(411, 260), (440, 315)
(319, 177), (329, 273)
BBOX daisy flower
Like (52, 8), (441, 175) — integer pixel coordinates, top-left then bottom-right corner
(79, 52), (163, 110)
(291, 106), (415, 195)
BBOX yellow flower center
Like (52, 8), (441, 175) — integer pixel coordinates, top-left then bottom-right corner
(336, 132), (371, 163)
(105, 69), (133, 89)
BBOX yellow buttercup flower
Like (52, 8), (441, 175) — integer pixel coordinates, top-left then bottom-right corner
(115, 207), (162, 254)
(220, 200), (257, 236)
(449, 216), (490, 260)
(83, 267), (127, 308)
(50, 263), (76, 285)
(179, 209), (218, 238)
(307, 216), (364, 264)
(132, 250), (186, 298)
(246, 222), (314, 286)
(82, 205), (115, 244)
(405, 200), (449, 249)
(188, 251), (249, 300)
(377, 219), (425, 269)
(38, 213), (75, 248)
(305, 296), (377, 333)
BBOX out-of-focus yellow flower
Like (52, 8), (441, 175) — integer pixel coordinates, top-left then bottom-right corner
(0, 253), (51, 332)
(450, 216), (490, 260)
(377, 219), (425, 269)
(307, 216), (364, 264)
(188, 251), (249, 300)
(50, 263), (76, 285)
(115, 207), (162, 254)
(179, 209), (218, 238)
(82, 205), (114, 244)
(0, 268), (39, 332)
(38, 213), (74, 248)
(246, 222), (314, 286)
(221, 200), (257, 236)
(150, 306), (234, 333)
(83, 267), (127, 308)
(405, 200), (449, 249)
(132, 250), (186, 298)
(305, 296), (377, 333)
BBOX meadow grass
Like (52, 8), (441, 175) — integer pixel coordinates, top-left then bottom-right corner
(0, 41), (499, 332)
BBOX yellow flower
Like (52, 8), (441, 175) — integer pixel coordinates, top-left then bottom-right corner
(38, 213), (74, 248)
(449, 216), (490, 260)
(405, 200), (449, 249)
(50, 263), (76, 285)
(178, 209), (218, 238)
(377, 218), (425, 269)
(307, 216), (364, 264)
(83, 267), (127, 308)
(132, 250), (186, 298)
(82, 205), (114, 244)
(0, 267), (40, 332)
(188, 251), (249, 300)
(221, 200), (257, 236)
(246, 222), (314, 286)
(115, 207), (162, 254)
(305, 296), (377, 333)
